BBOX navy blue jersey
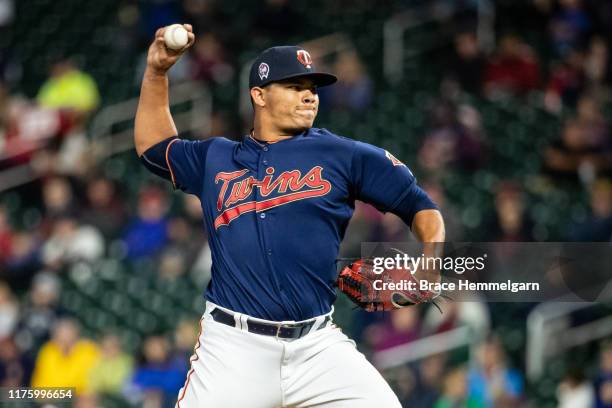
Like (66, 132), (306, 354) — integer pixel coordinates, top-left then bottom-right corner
(160, 128), (435, 321)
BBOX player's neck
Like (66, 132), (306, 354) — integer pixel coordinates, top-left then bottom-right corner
(251, 127), (295, 143)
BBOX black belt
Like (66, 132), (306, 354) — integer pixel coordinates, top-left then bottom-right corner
(210, 308), (331, 339)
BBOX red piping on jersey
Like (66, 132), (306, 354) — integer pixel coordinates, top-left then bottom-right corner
(176, 316), (204, 407)
(166, 139), (181, 189)
(213, 186), (331, 229)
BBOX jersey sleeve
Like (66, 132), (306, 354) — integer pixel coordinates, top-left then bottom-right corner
(351, 141), (437, 224)
(166, 138), (214, 195)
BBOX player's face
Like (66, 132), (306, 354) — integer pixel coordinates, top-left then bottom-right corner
(264, 77), (319, 133)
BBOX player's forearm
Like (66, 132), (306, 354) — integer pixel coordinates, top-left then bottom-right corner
(412, 209), (445, 284)
(412, 209), (445, 243)
(134, 68), (178, 156)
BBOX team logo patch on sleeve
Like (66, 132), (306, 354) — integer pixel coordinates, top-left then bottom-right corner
(385, 150), (405, 167)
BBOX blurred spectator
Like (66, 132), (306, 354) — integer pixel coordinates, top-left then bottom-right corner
(15, 272), (62, 356)
(41, 214), (104, 269)
(1, 96), (66, 169)
(1, 231), (41, 285)
(576, 95), (609, 147)
(544, 118), (612, 184)
(80, 176), (127, 240)
(557, 367), (595, 408)
(166, 216), (205, 266)
(178, 197), (213, 284)
(180, 194), (202, 231)
(0, 336), (32, 387)
(157, 248), (187, 282)
(594, 340), (612, 408)
(486, 181), (533, 241)
(0, 79), (6, 113)
(173, 319), (199, 364)
(455, 103), (488, 170)
(89, 333), (134, 395)
(189, 33), (234, 84)
(568, 178), (612, 241)
(36, 59), (100, 114)
(418, 111), (463, 177)
(392, 366), (418, 408)
(122, 186), (169, 260)
(0, 281), (18, 339)
(130, 335), (185, 407)
(418, 101), (486, 176)
(365, 307), (420, 353)
(445, 31), (486, 95)
(326, 51), (373, 113)
(468, 336), (523, 407)
(0, 205), (13, 265)
(585, 36), (610, 90)
(549, 0), (591, 57)
(0, 82), (7, 151)
(31, 318), (100, 394)
(41, 176), (77, 220)
(75, 393), (99, 408)
(410, 354), (446, 407)
(484, 34), (540, 99)
(434, 366), (482, 408)
(545, 49), (586, 113)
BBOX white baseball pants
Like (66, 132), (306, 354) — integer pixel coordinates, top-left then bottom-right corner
(175, 301), (401, 408)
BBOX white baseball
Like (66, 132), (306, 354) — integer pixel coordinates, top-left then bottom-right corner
(164, 24), (189, 50)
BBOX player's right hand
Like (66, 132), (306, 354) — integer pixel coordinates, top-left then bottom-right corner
(146, 24), (195, 75)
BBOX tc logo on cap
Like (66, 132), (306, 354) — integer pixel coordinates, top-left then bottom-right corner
(296, 50), (313, 69)
(258, 63), (270, 80)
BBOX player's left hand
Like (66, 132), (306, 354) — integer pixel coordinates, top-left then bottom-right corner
(336, 258), (440, 312)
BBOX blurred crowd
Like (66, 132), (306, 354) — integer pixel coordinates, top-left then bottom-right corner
(1, 0), (612, 407)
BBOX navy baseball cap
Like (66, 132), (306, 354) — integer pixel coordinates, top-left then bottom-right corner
(249, 46), (337, 88)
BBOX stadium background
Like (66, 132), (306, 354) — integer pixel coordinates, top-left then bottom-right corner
(1, 0), (612, 407)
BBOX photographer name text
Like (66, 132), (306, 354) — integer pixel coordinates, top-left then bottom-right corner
(374, 279), (540, 293)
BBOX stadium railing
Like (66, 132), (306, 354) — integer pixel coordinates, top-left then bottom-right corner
(383, 0), (495, 85)
(373, 324), (481, 370)
(527, 292), (612, 381)
(90, 80), (212, 159)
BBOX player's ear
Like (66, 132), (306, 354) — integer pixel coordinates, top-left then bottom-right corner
(250, 87), (266, 108)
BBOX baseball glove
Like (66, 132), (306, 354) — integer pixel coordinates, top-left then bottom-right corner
(337, 256), (441, 312)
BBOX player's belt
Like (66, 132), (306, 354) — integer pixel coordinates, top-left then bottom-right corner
(210, 308), (331, 339)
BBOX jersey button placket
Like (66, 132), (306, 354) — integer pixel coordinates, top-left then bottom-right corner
(256, 147), (272, 259)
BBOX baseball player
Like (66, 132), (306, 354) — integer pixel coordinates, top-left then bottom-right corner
(135, 25), (445, 407)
